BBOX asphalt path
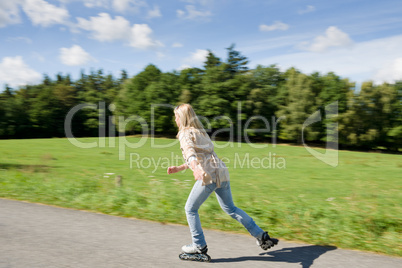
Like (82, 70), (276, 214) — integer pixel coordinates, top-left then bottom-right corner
(1, 198), (401, 268)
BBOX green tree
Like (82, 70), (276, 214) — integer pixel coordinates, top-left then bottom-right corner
(276, 68), (316, 143)
(29, 84), (65, 137)
(309, 72), (354, 143)
(177, 67), (204, 105)
(114, 64), (162, 134)
(74, 71), (104, 136)
(73, 69), (121, 137)
(247, 64), (284, 120)
(386, 81), (402, 150)
(196, 64), (232, 131)
(225, 43), (249, 77)
(0, 44), (399, 151)
(119, 70), (128, 83)
(204, 50), (221, 69)
(338, 81), (399, 150)
(0, 85), (17, 138)
(143, 73), (180, 134)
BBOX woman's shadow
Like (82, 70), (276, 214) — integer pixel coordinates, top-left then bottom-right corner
(212, 245), (337, 268)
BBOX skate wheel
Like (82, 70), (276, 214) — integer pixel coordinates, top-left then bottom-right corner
(179, 252), (211, 262)
(205, 254), (211, 262)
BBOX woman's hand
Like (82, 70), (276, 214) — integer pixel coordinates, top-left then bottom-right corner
(189, 159), (203, 181)
(167, 166), (180, 174)
(193, 167), (204, 181)
(167, 161), (203, 181)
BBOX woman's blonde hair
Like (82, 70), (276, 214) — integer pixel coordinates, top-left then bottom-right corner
(175, 104), (207, 136)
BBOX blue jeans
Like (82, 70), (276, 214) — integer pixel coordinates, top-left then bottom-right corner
(185, 180), (265, 248)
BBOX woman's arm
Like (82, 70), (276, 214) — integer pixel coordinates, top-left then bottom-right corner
(177, 130), (204, 181)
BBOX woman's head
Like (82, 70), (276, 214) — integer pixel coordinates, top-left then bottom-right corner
(174, 104), (206, 134)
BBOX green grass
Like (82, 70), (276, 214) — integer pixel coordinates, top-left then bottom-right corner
(0, 137), (401, 256)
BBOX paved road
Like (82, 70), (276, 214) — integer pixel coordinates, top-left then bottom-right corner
(0, 198), (401, 268)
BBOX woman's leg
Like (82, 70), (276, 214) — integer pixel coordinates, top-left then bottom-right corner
(214, 181), (265, 239)
(184, 180), (215, 248)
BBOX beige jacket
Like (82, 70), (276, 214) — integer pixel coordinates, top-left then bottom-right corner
(178, 127), (229, 187)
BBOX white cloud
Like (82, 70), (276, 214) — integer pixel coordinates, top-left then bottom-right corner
(177, 5), (212, 20)
(76, 13), (131, 42)
(156, 51), (165, 59)
(299, 26), (353, 52)
(6, 36), (33, 44)
(255, 34), (402, 84)
(180, 0), (214, 7)
(76, 13), (163, 49)
(112, 0), (128, 11)
(112, 0), (146, 13)
(374, 57), (402, 84)
(298, 5), (315, 15)
(0, 56), (41, 87)
(31, 52), (45, 62)
(190, 49), (209, 63)
(178, 64), (192, 70)
(260, 21), (289, 32)
(147, 5), (161, 18)
(242, 33), (311, 54)
(177, 9), (185, 17)
(129, 24), (163, 49)
(180, 49), (208, 69)
(22, 0), (70, 27)
(83, 0), (109, 8)
(172, 42), (183, 48)
(82, 0), (152, 15)
(0, 1), (22, 27)
(59, 45), (95, 66)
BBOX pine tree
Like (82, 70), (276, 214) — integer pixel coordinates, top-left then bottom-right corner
(225, 43), (249, 76)
(204, 50), (221, 69)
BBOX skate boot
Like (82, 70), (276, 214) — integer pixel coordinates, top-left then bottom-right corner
(179, 244), (211, 262)
(256, 232), (278, 250)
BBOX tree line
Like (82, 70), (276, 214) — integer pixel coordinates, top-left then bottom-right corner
(1, 45), (401, 151)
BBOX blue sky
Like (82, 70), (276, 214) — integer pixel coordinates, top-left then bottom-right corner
(1, 0), (402, 89)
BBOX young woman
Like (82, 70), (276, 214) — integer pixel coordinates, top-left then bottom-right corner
(167, 104), (277, 255)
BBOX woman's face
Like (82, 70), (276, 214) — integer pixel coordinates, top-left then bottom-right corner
(175, 112), (180, 128)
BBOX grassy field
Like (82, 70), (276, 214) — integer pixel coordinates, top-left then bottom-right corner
(0, 137), (401, 256)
